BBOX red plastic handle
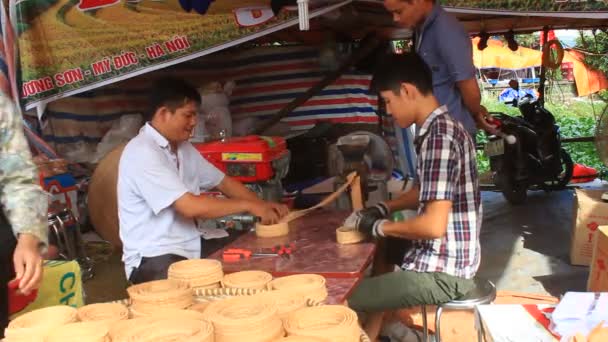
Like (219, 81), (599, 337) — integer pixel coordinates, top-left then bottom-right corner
(223, 248), (252, 257)
(222, 254), (244, 262)
(8, 279), (38, 314)
(8, 278), (20, 290)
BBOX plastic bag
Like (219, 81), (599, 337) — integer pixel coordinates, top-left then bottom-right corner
(199, 81), (234, 141)
(93, 114), (143, 163)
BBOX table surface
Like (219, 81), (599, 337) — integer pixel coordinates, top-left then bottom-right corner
(209, 209), (376, 278)
(325, 277), (361, 305)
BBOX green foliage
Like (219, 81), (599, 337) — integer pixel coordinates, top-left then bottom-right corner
(576, 30), (608, 75)
(478, 98), (608, 178)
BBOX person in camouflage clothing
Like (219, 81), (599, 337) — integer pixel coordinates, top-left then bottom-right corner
(0, 95), (48, 337)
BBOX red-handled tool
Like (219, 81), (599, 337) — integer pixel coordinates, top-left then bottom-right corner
(222, 248), (279, 262)
(8, 279), (38, 315)
(272, 243), (294, 259)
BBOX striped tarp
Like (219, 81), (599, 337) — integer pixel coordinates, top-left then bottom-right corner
(221, 46), (379, 130)
(35, 45), (381, 162)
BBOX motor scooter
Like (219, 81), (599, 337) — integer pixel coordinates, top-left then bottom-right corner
(485, 96), (573, 204)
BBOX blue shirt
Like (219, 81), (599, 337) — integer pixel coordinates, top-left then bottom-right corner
(498, 88), (537, 103)
(415, 4), (477, 136)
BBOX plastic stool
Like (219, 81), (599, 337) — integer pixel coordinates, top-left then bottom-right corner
(421, 279), (496, 342)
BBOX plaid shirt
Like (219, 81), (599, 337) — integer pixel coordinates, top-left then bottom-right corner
(401, 105), (481, 279)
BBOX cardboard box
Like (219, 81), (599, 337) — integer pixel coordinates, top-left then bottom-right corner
(477, 304), (558, 342)
(588, 226), (608, 291)
(571, 189), (608, 266)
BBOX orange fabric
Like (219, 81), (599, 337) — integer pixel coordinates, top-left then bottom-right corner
(472, 38), (608, 96)
(472, 38), (542, 69)
(563, 50), (608, 97)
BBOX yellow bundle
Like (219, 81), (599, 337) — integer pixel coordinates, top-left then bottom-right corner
(77, 302), (129, 322)
(110, 317), (213, 342)
(284, 305), (360, 342)
(46, 321), (111, 342)
(254, 290), (307, 323)
(274, 337), (327, 342)
(127, 279), (193, 314)
(222, 270), (273, 290)
(268, 274), (328, 303)
(131, 308), (206, 320)
(203, 296), (284, 342)
(4, 305), (77, 342)
(168, 259), (224, 289)
(189, 301), (212, 313)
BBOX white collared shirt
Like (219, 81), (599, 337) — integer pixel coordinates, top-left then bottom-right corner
(117, 123), (224, 278)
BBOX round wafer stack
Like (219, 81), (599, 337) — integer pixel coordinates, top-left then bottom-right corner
(45, 321), (111, 342)
(3, 305), (78, 342)
(203, 295), (284, 342)
(108, 317), (157, 341)
(255, 222), (289, 238)
(274, 337), (326, 342)
(77, 302), (129, 322)
(222, 270), (273, 290)
(284, 305), (360, 342)
(168, 259), (224, 289)
(189, 301), (212, 313)
(127, 279), (193, 315)
(268, 274), (328, 303)
(109, 317), (213, 342)
(254, 290), (307, 323)
(131, 307), (206, 320)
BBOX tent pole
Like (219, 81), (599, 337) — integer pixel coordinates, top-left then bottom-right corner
(253, 35), (382, 135)
(538, 26), (549, 106)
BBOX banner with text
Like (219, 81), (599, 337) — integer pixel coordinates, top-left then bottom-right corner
(15, 0), (349, 110)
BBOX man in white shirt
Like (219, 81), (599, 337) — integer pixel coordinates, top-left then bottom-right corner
(118, 78), (288, 284)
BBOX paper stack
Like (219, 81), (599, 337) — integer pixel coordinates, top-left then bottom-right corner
(550, 292), (608, 339)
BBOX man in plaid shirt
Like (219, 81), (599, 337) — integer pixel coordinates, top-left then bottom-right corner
(347, 52), (481, 312)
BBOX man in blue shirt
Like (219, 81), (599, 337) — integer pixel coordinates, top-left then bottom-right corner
(384, 0), (496, 137)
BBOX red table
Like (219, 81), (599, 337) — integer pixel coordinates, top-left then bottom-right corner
(208, 209), (376, 303)
(325, 277), (361, 305)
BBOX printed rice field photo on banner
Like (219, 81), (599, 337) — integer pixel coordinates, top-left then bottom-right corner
(14, 0), (607, 109)
(15, 0), (301, 108)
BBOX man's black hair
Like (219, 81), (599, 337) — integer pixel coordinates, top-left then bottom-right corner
(371, 52), (433, 96)
(146, 78), (201, 122)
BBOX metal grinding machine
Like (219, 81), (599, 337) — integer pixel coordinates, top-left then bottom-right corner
(331, 131), (394, 210)
(193, 135), (290, 231)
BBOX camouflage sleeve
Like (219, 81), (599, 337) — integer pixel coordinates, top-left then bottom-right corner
(0, 96), (48, 246)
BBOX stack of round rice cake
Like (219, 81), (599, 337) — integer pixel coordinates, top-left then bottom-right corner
(203, 295), (284, 341)
(127, 279), (193, 316)
(3, 305), (77, 342)
(168, 259), (224, 289)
